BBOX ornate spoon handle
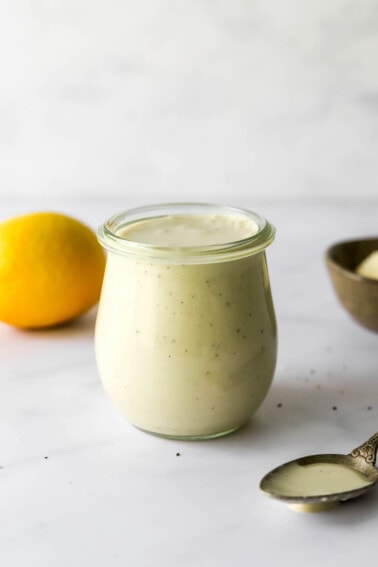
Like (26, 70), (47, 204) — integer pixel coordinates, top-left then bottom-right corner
(349, 432), (378, 467)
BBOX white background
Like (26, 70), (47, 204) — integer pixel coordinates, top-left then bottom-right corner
(1, 0), (378, 204)
(1, 5), (378, 565)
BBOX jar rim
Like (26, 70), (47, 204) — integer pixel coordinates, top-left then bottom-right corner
(98, 203), (275, 263)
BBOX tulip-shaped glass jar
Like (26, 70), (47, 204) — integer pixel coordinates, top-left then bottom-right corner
(95, 203), (277, 439)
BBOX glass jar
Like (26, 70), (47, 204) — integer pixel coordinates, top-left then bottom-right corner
(95, 203), (277, 440)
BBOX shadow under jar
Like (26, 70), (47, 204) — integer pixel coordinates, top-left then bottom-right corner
(95, 203), (277, 440)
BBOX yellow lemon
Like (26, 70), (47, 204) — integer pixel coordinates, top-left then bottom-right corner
(0, 211), (106, 328)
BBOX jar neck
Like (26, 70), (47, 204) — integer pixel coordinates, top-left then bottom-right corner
(98, 203), (275, 264)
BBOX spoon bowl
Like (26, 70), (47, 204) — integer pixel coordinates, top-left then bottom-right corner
(260, 433), (378, 512)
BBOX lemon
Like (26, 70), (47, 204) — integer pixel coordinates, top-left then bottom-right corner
(356, 251), (378, 280)
(0, 211), (106, 328)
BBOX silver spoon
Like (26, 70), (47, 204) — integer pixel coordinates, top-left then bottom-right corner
(260, 432), (378, 512)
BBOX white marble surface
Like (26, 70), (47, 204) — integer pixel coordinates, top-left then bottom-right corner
(1, 1), (378, 201)
(1, 198), (377, 567)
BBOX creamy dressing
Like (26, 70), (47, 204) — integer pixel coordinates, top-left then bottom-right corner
(264, 461), (371, 498)
(120, 213), (259, 247)
(95, 210), (276, 438)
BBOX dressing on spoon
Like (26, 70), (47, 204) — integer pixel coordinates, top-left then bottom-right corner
(260, 432), (378, 512)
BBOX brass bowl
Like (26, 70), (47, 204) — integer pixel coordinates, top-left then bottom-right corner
(326, 238), (378, 332)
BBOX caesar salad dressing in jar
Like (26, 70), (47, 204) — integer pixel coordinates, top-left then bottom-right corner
(95, 204), (277, 439)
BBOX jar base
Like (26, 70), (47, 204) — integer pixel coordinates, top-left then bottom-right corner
(134, 423), (246, 441)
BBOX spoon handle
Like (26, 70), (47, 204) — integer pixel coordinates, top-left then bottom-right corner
(349, 432), (378, 468)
